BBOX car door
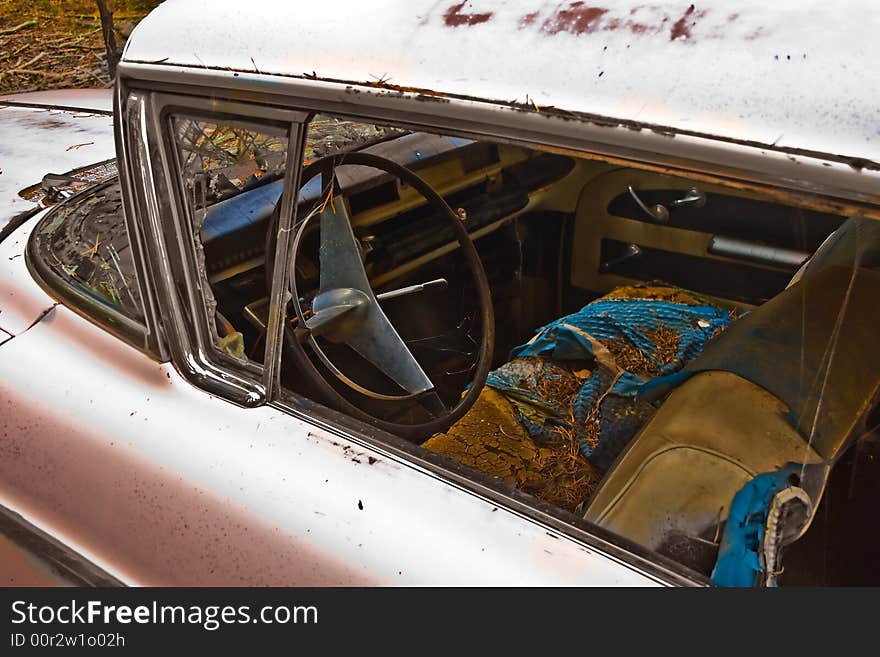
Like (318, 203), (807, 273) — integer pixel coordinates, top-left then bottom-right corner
(0, 90), (673, 586)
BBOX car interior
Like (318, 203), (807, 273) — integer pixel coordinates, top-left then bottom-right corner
(32, 112), (880, 585)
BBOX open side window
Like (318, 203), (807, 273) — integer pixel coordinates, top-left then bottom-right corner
(167, 113), (290, 366)
(122, 90), (878, 586)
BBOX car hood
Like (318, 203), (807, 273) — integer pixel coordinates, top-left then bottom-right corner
(0, 90), (116, 338)
(0, 90), (116, 232)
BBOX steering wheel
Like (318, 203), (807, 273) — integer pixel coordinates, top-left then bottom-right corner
(265, 152), (494, 441)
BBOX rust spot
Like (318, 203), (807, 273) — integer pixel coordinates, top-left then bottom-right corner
(542, 2), (608, 36)
(519, 10), (539, 29)
(745, 26), (764, 41)
(443, 1), (493, 27)
(670, 4), (707, 41)
(529, 4), (719, 42)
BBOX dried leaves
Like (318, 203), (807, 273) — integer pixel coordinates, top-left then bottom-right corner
(514, 358), (591, 412)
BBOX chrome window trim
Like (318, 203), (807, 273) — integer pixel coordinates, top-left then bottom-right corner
(115, 84), (171, 362)
(117, 84), (307, 406)
(0, 503), (122, 587)
(117, 62), (880, 212)
(157, 102), (288, 386)
(262, 123), (306, 399)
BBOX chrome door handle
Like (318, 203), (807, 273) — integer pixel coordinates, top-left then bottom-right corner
(627, 186), (707, 223)
(600, 243), (642, 272)
(628, 185), (669, 222)
(671, 187), (706, 209)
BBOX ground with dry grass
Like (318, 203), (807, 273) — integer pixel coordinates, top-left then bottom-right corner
(0, 1), (161, 94)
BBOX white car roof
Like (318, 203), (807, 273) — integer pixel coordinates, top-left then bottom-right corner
(124, 0), (879, 172)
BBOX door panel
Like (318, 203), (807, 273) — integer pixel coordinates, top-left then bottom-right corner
(572, 169), (845, 306)
(0, 303), (657, 585)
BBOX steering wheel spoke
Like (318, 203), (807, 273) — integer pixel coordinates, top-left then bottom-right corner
(344, 303), (435, 396)
(314, 196), (434, 396)
(277, 151), (494, 441)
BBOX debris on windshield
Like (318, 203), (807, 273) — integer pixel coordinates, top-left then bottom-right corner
(18, 158), (117, 206)
(305, 115), (406, 162)
(29, 181), (143, 320)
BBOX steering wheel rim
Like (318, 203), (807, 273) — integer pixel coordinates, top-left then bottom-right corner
(265, 151), (494, 441)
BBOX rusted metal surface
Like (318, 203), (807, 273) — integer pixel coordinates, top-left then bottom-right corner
(123, 0), (880, 178)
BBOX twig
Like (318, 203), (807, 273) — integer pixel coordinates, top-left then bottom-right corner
(0, 21), (37, 36)
(46, 44), (105, 52)
(19, 52), (46, 70)
(5, 43), (31, 59)
(74, 66), (108, 86)
(3, 69), (67, 79)
(45, 27), (102, 47)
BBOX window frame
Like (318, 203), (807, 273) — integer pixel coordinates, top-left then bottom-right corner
(117, 82), (715, 587)
(117, 86), (307, 406)
(266, 108), (714, 586)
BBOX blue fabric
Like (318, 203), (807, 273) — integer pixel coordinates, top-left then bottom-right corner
(710, 464), (801, 587)
(511, 298), (730, 367)
(486, 297), (731, 458)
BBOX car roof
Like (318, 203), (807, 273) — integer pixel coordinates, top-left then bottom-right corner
(123, 0), (879, 174)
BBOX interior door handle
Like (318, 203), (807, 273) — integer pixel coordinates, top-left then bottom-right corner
(671, 187), (707, 209)
(600, 243), (642, 272)
(627, 185), (669, 222)
(627, 186), (707, 223)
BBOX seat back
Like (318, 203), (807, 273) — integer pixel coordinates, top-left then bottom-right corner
(585, 222), (880, 564)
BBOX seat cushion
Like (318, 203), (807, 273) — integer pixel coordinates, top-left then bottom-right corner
(584, 371), (822, 550)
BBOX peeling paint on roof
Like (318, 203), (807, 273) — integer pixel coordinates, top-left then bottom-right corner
(123, 0), (880, 172)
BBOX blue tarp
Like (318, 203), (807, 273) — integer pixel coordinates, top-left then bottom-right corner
(710, 464), (801, 587)
(486, 296), (732, 460)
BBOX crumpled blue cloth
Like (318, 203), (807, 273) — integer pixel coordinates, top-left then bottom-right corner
(710, 464), (801, 587)
(486, 298), (732, 458)
(512, 298), (730, 367)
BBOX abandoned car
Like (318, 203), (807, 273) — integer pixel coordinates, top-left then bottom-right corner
(1, 0), (879, 586)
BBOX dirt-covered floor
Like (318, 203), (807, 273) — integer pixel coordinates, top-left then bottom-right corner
(0, 1), (161, 94)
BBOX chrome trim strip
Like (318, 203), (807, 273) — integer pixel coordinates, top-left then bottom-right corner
(0, 503), (123, 587)
(262, 122), (305, 398)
